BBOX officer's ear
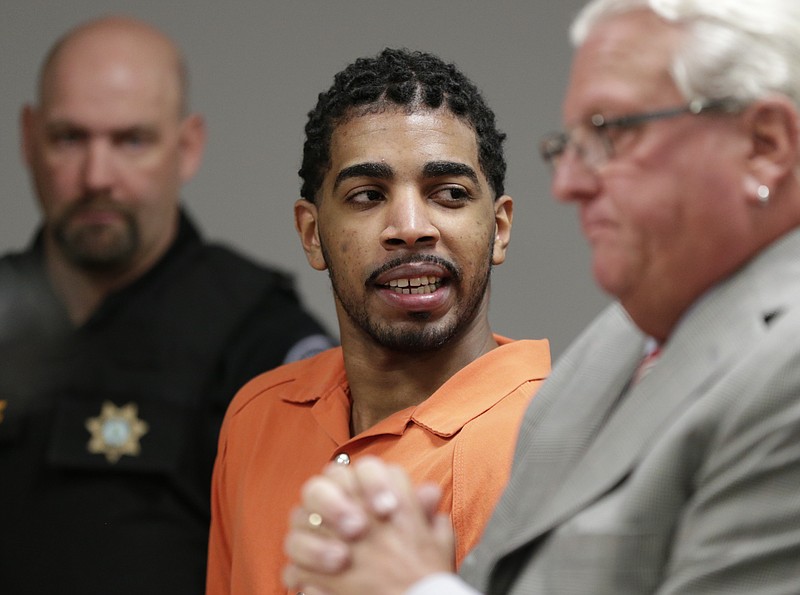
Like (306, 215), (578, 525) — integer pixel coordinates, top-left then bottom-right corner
(21, 104), (38, 168)
(294, 199), (327, 271)
(178, 113), (206, 183)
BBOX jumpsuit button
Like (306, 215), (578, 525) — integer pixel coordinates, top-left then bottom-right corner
(334, 453), (350, 465)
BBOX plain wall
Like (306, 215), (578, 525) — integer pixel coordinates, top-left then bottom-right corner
(1, 0), (609, 359)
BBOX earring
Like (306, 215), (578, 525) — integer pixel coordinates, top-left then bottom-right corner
(756, 184), (770, 205)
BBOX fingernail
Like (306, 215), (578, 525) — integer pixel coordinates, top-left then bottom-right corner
(321, 543), (348, 571)
(372, 490), (398, 516)
(339, 511), (367, 537)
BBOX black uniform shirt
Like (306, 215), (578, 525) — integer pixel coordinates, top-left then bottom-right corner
(0, 210), (333, 594)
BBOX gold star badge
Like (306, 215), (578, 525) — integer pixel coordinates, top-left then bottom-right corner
(85, 401), (149, 463)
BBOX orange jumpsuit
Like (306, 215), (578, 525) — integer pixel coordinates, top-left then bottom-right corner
(206, 335), (550, 594)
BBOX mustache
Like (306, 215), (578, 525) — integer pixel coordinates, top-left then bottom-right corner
(366, 254), (461, 285)
(59, 194), (130, 218)
(73, 192), (116, 207)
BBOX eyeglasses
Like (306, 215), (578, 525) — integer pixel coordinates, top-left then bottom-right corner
(539, 97), (741, 171)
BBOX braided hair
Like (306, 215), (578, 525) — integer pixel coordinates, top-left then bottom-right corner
(299, 48), (507, 203)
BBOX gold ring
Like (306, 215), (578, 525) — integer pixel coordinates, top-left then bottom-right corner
(308, 512), (323, 528)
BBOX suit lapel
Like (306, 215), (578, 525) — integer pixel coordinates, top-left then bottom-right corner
(481, 303), (645, 555)
(523, 327), (740, 539)
(496, 283), (765, 558)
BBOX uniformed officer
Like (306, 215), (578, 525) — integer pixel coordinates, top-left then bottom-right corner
(0, 16), (333, 595)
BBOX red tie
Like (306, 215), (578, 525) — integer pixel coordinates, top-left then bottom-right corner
(632, 346), (661, 385)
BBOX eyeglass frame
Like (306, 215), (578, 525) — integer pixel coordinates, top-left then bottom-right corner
(539, 97), (743, 171)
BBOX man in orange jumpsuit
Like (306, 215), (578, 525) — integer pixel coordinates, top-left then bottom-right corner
(206, 48), (550, 595)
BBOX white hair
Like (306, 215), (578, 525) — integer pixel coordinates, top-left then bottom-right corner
(570, 0), (800, 108)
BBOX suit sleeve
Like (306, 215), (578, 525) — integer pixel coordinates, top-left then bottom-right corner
(405, 573), (483, 595)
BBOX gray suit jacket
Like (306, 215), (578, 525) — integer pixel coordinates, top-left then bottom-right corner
(460, 229), (800, 594)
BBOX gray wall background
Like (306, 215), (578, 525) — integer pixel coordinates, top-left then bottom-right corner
(1, 0), (608, 359)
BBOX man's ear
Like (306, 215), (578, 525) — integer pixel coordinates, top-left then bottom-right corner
(492, 194), (513, 265)
(294, 198), (327, 271)
(178, 113), (206, 183)
(743, 96), (799, 205)
(21, 104), (38, 168)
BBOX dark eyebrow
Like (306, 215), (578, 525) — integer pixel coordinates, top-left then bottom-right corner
(422, 161), (479, 185)
(112, 126), (158, 139)
(333, 162), (394, 191)
(45, 120), (85, 132)
(44, 121), (158, 138)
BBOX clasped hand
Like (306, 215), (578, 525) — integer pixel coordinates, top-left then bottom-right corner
(283, 455), (456, 595)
